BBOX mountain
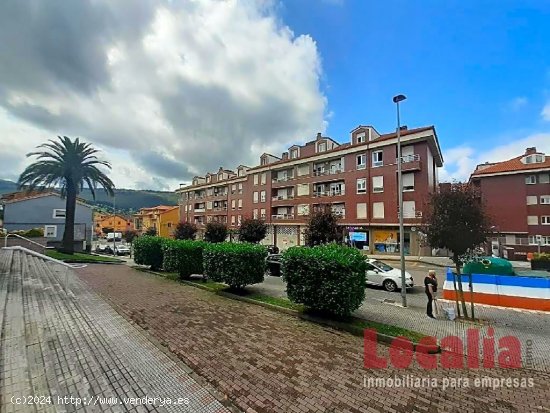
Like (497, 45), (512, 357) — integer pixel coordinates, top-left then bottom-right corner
(0, 180), (178, 213)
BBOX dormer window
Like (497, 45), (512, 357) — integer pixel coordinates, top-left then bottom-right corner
(261, 156), (268, 165)
(318, 142), (327, 152)
(290, 148), (299, 159)
(218, 173), (223, 181)
(522, 154), (545, 164)
(357, 133), (366, 144)
(206, 175), (211, 183)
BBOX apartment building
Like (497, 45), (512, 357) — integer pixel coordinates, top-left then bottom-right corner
(470, 147), (550, 259)
(177, 125), (443, 255)
(94, 213), (133, 236)
(133, 205), (179, 238)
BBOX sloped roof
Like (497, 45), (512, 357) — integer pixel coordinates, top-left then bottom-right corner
(471, 154), (550, 177)
(1, 190), (90, 206)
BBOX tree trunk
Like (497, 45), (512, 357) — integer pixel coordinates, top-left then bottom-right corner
(451, 271), (461, 318)
(454, 254), (469, 319)
(61, 183), (77, 254)
(468, 273), (475, 320)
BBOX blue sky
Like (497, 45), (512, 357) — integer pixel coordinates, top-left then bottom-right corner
(280, 0), (550, 180)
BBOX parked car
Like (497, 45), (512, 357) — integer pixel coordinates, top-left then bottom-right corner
(365, 258), (414, 292)
(266, 245), (280, 254)
(266, 254), (282, 276)
(114, 245), (131, 256)
(95, 244), (113, 255)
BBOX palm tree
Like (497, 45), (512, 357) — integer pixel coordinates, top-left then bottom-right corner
(18, 136), (115, 254)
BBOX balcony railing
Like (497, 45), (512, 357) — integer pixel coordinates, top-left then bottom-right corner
(272, 194), (295, 201)
(313, 167), (343, 176)
(272, 175), (295, 183)
(272, 214), (295, 220)
(397, 210), (423, 219)
(332, 210), (346, 217)
(194, 208), (206, 213)
(313, 190), (345, 197)
(213, 206), (228, 211)
(396, 154), (420, 164)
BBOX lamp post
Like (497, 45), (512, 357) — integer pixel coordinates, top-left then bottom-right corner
(393, 94), (407, 307)
(112, 194), (116, 256)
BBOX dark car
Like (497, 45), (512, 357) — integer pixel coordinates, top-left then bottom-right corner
(266, 245), (280, 254)
(266, 254), (282, 277)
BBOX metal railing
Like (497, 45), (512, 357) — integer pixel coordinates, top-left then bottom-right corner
(313, 167), (343, 176)
(272, 194), (295, 201)
(313, 190), (345, 197)
(3, 233), (53, 249)
(272, 214), (295, 220)
(396, 154), (420, 164)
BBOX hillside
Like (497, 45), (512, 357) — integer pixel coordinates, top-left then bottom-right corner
(0, 180), (178, 213)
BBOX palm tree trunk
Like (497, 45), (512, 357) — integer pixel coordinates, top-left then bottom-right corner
(61, 183), (77, 254)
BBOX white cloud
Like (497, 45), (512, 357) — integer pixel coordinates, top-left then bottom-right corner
(0, 0), (327, 190)
(439, 132), (550, 182)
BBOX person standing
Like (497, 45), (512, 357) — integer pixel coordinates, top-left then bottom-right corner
(425, 270), (438, 319)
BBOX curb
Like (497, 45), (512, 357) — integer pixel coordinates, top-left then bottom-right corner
(136, 267), (440, 354)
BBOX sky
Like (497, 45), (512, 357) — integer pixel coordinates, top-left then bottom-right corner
(0, 0), (549, 190)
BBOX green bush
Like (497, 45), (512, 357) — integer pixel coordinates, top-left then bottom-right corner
(533, 253), (550, 262)
(203, 242), (267, 289)
(10, 228), (44, 238)
(163, 239), (207, 279)
(133, 235), (166, 270)
(282, 244), (366, 317)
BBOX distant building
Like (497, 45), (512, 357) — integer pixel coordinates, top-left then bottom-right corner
(470, 147), (550, 259)
(94, 213), (133, 236)
(1, 191), (93, 251)
(133, 206), (179, 238)
(177, 125), (444, 255)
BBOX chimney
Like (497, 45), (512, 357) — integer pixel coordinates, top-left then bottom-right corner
(525, 147), (537, 155)
(282, 152), (289, 160)
(399, 125), (408, 131)
(316, 132), (322, 140)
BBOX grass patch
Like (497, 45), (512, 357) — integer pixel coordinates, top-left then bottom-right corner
(46, 250), (123, 263)
(246, 294), (305, 312)
(188, 279), (227, 292)
(350, 319), (426, 342)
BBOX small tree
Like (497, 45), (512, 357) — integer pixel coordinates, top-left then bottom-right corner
(238, 218), (267, 243)
(303, 205), (342, 246)
(102, 227), (114, 235)
(145, 227), (157, 236)
(124, 230), (137, 244)
(204, 222), (227, 243)
(423, 183), (491, 319)
(173, 222), (197, 240)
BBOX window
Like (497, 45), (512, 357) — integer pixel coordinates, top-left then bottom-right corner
(238, 183), (243, 194)
(44, 225), (57, 238)
(52, 209), (66, 218)
(541, 196), (550, 205)
(542, 216), (550, 225)
(527, 216), (538, 225)
(290, 149), (299, 159)
(260, 190), (266, 202)
(528, 235), (538, 245)
(372, 151), (383, 167)
(318, 142), (327, 152)
(297, 204), (310, 216)
(525, 175), (536, 184)
(540, 174), (550, 184)
(527, 196), (538, 205)
(357, 133), (366, 143)
(238, 199), (243, 209)
(297, 164), (309, 176)
(206, 175), (211, 183)
(253, 192), (259, 203)
(402, 201), (416, 218)
(253, 174), (259, 185)
(253, 209), (258, 219)
(356, 154), (366, 170)
(261, 173), (267, 185)
(167, 222), (172, 228)
(238, 215), (242, 225)
(297, 183), (310, 196)
(261, 156), (268, 165)
(543, 236), (550, 246)
(372, 176), (384, 193)
(207, 201), (213, 210)
(260, 208), (266, 219)
(356, 203), (367, 219)
(231, 216), (236, 225)
(231, 184), (237, 193)
(373, 202), (384, 219)
(356, 178), (367, 194)
(402, 173), (415, 191)
(231, 200), (236, 210)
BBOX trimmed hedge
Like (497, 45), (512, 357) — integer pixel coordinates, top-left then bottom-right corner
(533, 253), (550, 262)
(282, 244), (366, 317)
(204, 242), (267, 289)
(133, 235), (166, 270)
(163, 239), (207, 279)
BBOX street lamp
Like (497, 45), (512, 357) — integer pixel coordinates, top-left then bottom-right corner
(393, 94), (407, 307)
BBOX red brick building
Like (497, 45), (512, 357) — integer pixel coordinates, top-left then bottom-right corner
(470, 147), (550, 259)
(177, 125), (443, 255)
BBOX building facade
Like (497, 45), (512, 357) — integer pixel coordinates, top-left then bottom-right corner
(133, 205), (179, 238)
(177, 125), (443, 255)
(470, 147), (550, 259)
(94, 213), (133, 236)
(1, 191), (93, 251)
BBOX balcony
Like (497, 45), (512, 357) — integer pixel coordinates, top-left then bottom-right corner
(312, 167), (343, 177)
(313, 190), (345, 198)
(272, 214), (295, 220)
(397, 210), (423, 219)
(213, 206), (228, 211)
(194, 208), (206, 213)
(396, 154), (421, 172)
(272, 194), (295, 201)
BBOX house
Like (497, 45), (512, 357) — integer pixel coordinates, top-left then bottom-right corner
(133, 205), (179, 238)
(177, 125), (443, 255)
(1, 191), (93, 251)
(94, 213), (133, 236)
(470, 147), (550, 259)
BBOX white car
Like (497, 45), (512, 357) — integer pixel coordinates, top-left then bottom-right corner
(365, 259), (414, 292)
(114, 245), (131, 256)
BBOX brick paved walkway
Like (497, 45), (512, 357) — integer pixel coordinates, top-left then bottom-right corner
(77, 264), (550, 413)
(0, 249), (231, 413)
